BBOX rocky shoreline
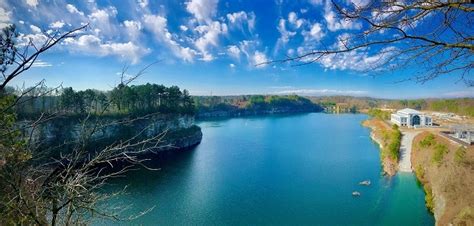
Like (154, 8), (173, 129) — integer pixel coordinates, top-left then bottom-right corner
(22, 114), (203, 158)
(363, 119), (398, 176)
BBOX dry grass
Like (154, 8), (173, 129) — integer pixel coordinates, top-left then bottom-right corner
(412, 132), (474, 226)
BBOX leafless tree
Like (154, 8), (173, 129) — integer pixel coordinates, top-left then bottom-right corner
(0, 24), (167, 225)
(270, 1), (473, 85)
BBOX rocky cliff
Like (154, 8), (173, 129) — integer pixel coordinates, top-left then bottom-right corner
(412, 132), (474, 225)
(21, 114), (202, 157)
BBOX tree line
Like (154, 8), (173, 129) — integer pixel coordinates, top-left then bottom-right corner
(10, 83), (195, 118)
(194, 94), (323, 116)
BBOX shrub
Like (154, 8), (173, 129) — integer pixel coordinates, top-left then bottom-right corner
(454, 147), (467, 164)
(415, 165), (425, 179)
(391, 124), (399, 130)
(424, 185), (435, 213)
(432, 144), (448, 166)
(385, 126), (402, 161)
(368, 108), (391, 120)
(419, 133), (436, 148)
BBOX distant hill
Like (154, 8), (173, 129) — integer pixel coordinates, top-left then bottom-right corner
(308, 96), (474, 117)
(193, 95), (323, 118)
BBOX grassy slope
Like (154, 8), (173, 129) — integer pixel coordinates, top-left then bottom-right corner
(412, 132), (474, 225)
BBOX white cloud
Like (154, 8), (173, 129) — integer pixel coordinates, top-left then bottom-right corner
(319, 45), (397, 72)
(302, 22), (324, 42)
(0, 7), (11, 29)
(180, 25), (189, 31)
(237, 40), (269, 68)
(137, 0), (148, 8)
(66, 4), (84, 16)
(288, 12), (304, 28)
(274, 89), (368, 96)
(31, 60), (52, 67)
(309, 0), (323, 5)
(253, 51), (269, 68)
(25, 0), (38, 7)
(227, 45), (241, 60)
(88, 7), (118, 35)
(50, 21), (65, 29)
(143, 14), (196, 62)
(194, 21), (227, 61)
(30, 25), (42, 33)
(18, 32), (48, 46)
(226, 11), (256, 32)
(324, 0), (361, 31)
(185, 0), (219, 24)
(276, 19), (296, 45)
(63, 34), (149, 64)
(123, 20), (141, 40)
(229, 63), (235, 68)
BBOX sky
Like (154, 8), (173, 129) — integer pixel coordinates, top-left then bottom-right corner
(0, 0), (472, 99)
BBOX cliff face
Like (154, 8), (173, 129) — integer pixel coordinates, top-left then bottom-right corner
(21, 114), (202, 154)
(412, 132), (474, 226)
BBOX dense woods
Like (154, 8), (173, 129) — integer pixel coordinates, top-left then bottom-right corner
(194, 95), (323, 117)
(9, 83), (195, 118)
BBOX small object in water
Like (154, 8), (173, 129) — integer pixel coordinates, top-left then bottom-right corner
(359, 180), (371, 186)
(352, 191), (361, 196)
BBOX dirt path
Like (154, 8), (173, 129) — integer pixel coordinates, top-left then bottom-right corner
(399, 131), (421, 172)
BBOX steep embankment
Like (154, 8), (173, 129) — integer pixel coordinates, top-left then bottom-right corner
(23, 114), (202, 156)
(412, 132), (474, 225)
(363, 118), (401, 176)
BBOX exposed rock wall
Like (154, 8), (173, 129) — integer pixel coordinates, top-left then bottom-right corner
(20, 114), (202, 153)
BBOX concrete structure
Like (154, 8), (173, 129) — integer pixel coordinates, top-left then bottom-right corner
(449, 124), (474, 145)
(391, 108), (432, 127)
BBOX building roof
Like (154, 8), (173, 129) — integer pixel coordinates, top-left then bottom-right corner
(397, 108), (421, 114)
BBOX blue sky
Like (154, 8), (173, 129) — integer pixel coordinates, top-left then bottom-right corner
(1, 0), (472, 98)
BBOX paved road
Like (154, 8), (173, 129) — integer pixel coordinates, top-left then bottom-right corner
(399, 131), (421, 172)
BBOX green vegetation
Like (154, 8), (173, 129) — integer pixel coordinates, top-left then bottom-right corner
(454, 147), (467, 164)
(419, 134), (436, 148)
(0, 93), (32, 224)
(380, 124), (402, 161)
(415, 164), (425, 179)
(368, 108), (391, 120)
(308, 96), (474, 117)
(11, 83), (195, 118)
(194, 95), (322, 117)
(424, 184), (435, 213)
(432, 144), (448, 166)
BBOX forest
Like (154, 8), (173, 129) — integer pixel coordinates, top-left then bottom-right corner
(8, 83), (195, 118)
(194, 94), (323, 117)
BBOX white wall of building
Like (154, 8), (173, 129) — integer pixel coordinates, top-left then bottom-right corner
(390, 108), (432, 127)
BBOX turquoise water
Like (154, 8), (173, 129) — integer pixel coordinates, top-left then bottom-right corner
(100, 113), (434, 225)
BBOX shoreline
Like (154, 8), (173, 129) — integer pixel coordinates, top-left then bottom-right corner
(363, 118), (398, 176)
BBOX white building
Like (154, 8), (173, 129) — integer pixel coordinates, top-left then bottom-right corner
(391, 108), (432, 127)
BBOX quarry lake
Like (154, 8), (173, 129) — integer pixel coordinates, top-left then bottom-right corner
(101, 113), (434, 225)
